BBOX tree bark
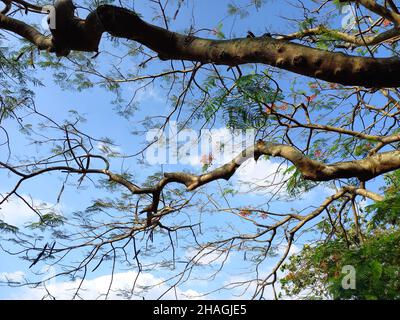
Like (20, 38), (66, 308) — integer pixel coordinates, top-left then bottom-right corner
(2, 1), (400, 87)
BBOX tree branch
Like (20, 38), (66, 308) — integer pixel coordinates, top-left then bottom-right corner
(0, 13), (52, 50)
(1, 139), (391, 217)
(3, 1), (400, 87)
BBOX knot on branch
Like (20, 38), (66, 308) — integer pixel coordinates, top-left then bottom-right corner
(96, 4), (143, 39)
(49, 0), (104, 56)
(1, 0), (11, 15)
(253, 139), (267, 161)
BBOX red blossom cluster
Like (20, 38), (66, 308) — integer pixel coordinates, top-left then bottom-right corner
(264, 103), (289, 114)
(306, 94), (317, 103)
(239, 209), (252, 217)
(314, 149), (322, 158)
(200, 153), (214, 165)
(383, 19), (392, 27)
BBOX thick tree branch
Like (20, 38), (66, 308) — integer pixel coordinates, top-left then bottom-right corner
(343, 0), (400, 24)
(94, 4), (400, 88)
(0, 13), (52, 50)
(254, 141), (400, 182)
(278, 25), (400, 47)
(1, 139), (391, 216)
(3, 1), (400, 87)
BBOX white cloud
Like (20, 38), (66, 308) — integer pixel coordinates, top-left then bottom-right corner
(358, 198), (372, 211)
(175, 127), (256, 167)
(0, 196), (41, 226)
(222, 246), (300, 299)
(223, 273), (276, 300)
(234, 158), (288, 195)
(174, 133), (290, 196)
(185, 247), (233, 266)
(96, 142), (122, 155)
(133, 85), (163, 103)
(0, 271), (25, 284)
(220, 242), (302, 300)
(9, 270), (202, 300)
(299, 183), (335, 204)
(276, 243), (300, 257)
(234, 158), (337, 201)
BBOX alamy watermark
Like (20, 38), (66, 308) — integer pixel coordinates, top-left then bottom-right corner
(145, 122), (256, 166)
(40, 6), (56, 32)
(341, 4), (357, 31)
(341, 265), (356, 290)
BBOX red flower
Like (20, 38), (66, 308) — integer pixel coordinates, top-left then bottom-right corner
(307, 94), (317, 103)
(200, 153), (213, 165)
(260, 213), (268, 219)
(264, 104), (275, 114)
(314, 149), (322, 158)
(277, 103), (288, 111)
(329, 83), (338, 89)
(208, 153), (214, 164)
(239, 209), (252, 217)
(383, 19), (392, 27)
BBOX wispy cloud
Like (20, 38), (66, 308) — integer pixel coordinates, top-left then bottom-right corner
(133, 85), (163, 104)
(0, 271), (25, 284)
(0, 196), (46, 227)
(223, 243), (300, 300)
(234, 158), (288, 195)
(185, 247), (233, 266)
(7, 271), (202, 300)
(96, 142), (122, 155)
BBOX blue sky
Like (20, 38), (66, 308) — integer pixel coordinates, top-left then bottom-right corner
(0, 0), (389, 299)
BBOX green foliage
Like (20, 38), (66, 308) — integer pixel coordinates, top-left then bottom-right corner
(366, 170), (400, 228)
(0, 46), (40, 121)
(221, 186), (238, 197)
(284, 165), (318, 196)
(213, 22), (226, 39)
(227, 0), (267, 17)
(99, 171), (134, 191)
(299, 17), (317, 31)
(332, 0), (345, 9)
(282, 170), (400, 300)
(281, 230), (400, 299)
(28, 213), (65, 230)
(227, 3), (249, 18)
(203, 73), (284, 130)
(0, 220), (19, 234)
(281, 170), (400, 300)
